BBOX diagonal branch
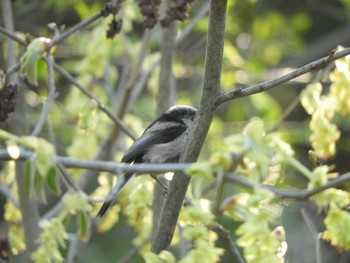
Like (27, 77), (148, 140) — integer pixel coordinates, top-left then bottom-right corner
(217, 47), (350, 104)
(0, 25), (26, 45)
(208, 224), (245, 263)
(51, 61), (137, 140)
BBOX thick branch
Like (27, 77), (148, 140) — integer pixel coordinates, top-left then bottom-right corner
(151, 0), (228, 253)
(2, 0), (41, 260)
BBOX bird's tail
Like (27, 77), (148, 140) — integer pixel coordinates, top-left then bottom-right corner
(97, 172), (135, 217)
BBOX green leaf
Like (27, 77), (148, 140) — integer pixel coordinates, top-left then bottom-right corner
(183, 225), (208, 240)
(243, 117), (265, 141)
(181, 206), (215, 225)
(18, 136), (56, 177)
(210, 152), (232, 170)
(323, 206), (350, 250)
(78, 211), (90, 241)
(20, 37), (50, 86)
(186, 162), (214, 180)
(24, 161), (35, 198)
(300, 82), (322, 115)
(46, 166), (61, 194)
(63, 193), (92, 214)
(144, 251), (176, 263)
(34, 172), (47, 203)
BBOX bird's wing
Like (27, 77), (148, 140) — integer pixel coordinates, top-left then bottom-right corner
(121, 125), (187, 163)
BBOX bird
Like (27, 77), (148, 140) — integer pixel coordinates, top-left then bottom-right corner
(97, 105), (197, 217)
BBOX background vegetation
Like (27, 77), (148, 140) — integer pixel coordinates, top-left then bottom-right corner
(1, 0), (350, 262)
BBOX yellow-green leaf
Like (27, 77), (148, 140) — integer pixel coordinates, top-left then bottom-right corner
(20, 37), (50, 86)
(46, 166), (61, 194)
(78, 211), (90, 241)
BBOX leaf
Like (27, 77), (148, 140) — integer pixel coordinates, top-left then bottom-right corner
(24, 161), (35, 198)
(63, 193), (92, 214)
(243, 117), (265, 141)
(46, 166), (61, 194)
(323, 206), (350, 250)
(18, 136), (56, 177)
(183, 225), (208, 240)
(181, 206), (215, 225)
(78, 211), (90, 241)
(186, 162), (214, 180)
(210, 152), (232, 170)
(144, 251), (176, 263)
(34, 172), (47, 203)
(20, 37), (50, 86)
(300, 82), (322, 115)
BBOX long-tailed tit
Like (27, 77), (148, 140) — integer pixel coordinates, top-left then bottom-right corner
(97, 105), (197, 217)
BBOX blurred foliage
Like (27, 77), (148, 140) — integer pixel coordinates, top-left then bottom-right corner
(1, 0), (350, 262)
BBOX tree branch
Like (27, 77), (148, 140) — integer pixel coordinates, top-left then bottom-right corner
(0, 184), (19, 208)
(224, 172), (350, 200)
(0, 148), (190, 174)
(1, 0), (41, 260)
(208, 224), (245, 263)
(0, 25), (26, 45)
(1, 148), (350, 201)
(151, 0), (228, 253)
(48, 10), (103, 47)
(217, 47), (350, 104)
(51, 61), (137, 140)
(31, 54), (57, 136)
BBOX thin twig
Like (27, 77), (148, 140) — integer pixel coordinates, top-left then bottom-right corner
(175, 2), (210, 44)
(6, 62), (20, 76)
(66, 234), (82, 263)
(1, 148), (350, 201)
(118, 237), (151, 263)
(208, 224), (245, 263)
(212, 169), (225, 217)
(217, 47), (350, 104)
(300, 208), (321, 263)
(0, 25), (26, 45)
(48, 12), (103, 47)
(224, 172), (350, 200)
(31, 54), (57, 136)
(56, 161), (107, 203)
(56, 161), (82, 192)
(0, 184), (19, 208)
(51, 61), (137, 140)
(0, 148), (190, 173)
